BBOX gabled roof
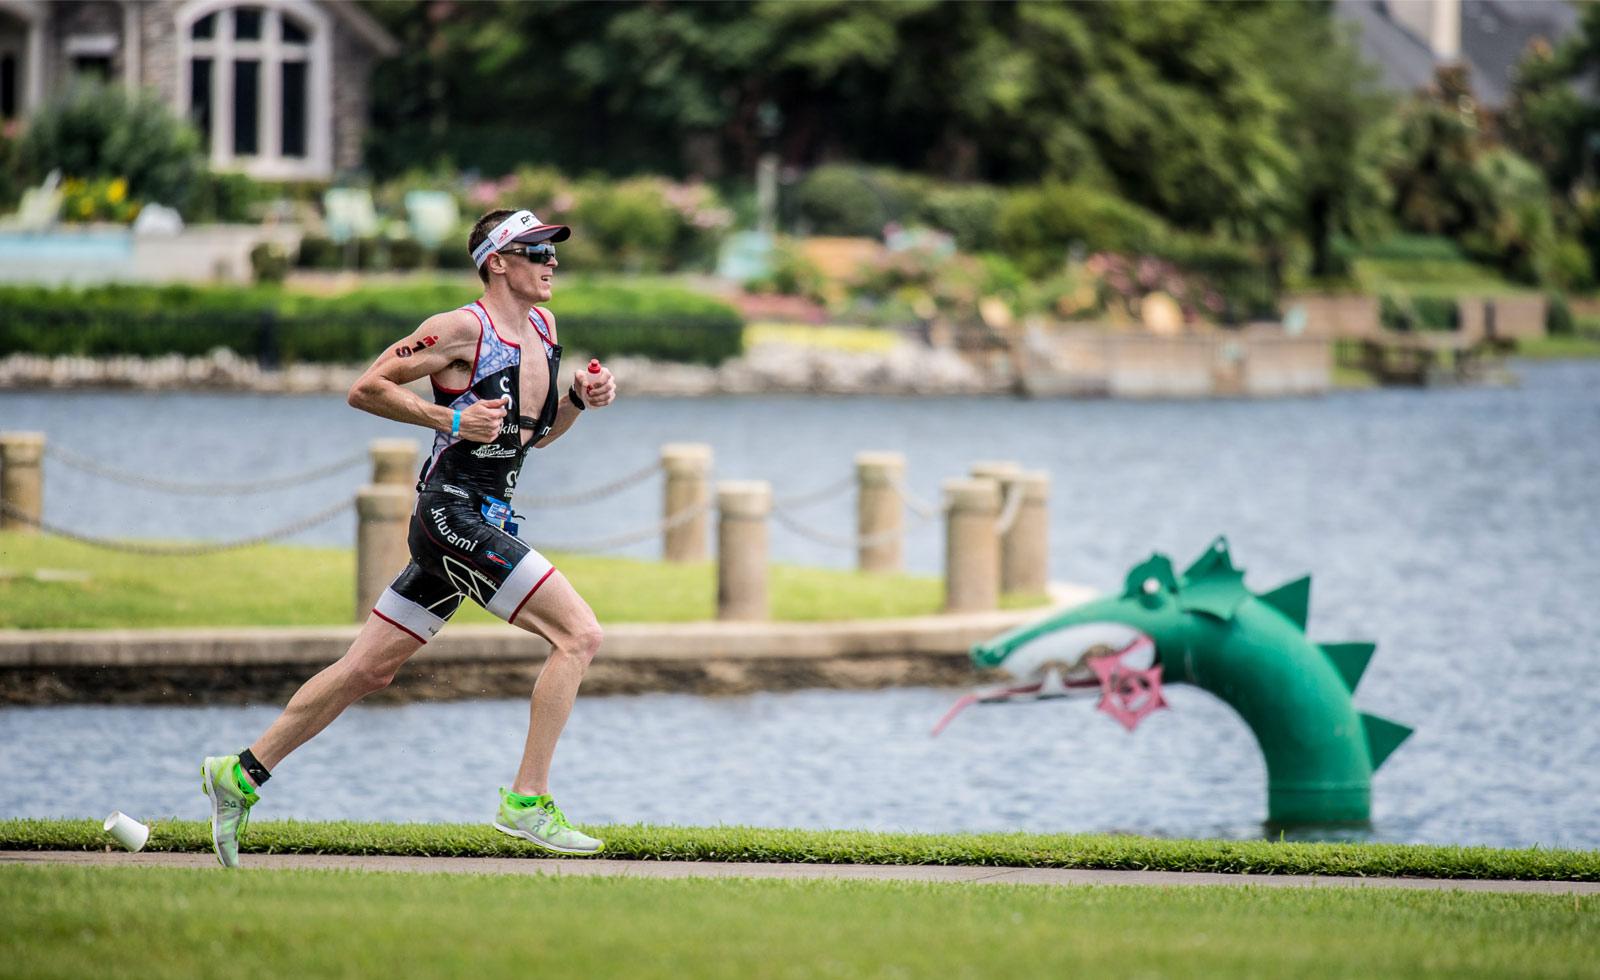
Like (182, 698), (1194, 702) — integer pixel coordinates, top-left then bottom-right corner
(1336, 0), (1583, 108)
(1459, 0), (1580, 106)
(323, 0), (400, 58)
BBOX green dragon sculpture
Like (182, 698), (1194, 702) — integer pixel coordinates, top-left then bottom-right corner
(959, 536), (1413, 826)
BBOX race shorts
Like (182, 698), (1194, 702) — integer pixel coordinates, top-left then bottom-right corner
(370, 486), (555, 643)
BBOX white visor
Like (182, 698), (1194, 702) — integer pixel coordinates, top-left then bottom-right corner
(471, 210), (570, 268)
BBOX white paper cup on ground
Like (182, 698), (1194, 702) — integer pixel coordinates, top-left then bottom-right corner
(103, 811), (149, 852)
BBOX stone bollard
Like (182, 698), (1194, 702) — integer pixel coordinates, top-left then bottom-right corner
(369, 439), (419, 488)
(662, 443), (713, 562)
(855, 451), (905, 574)
(0, 432), (46, 534)
(355, 484), (413, 621)
(717, 480), (771, 621)
(970, 460), (1021, 484)
(943, 477), (1001, 613)
(1000, 471), (1051, 597)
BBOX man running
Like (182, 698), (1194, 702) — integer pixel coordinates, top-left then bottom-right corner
(200, 208), (616, 866)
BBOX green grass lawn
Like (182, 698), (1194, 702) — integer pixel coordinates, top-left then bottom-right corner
(2, 864), (1594, 979)
(0, 532), (1043, 630)
(1514, 334), (1600, 360)
(7, 819), (1597, 882)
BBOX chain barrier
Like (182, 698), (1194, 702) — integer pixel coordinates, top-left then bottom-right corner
(995, 482), (1025, 536)
(771, 473), (855, 510)
(0, 497), (355, 556)
(770, 504), (937, 551)
(43, 445), (366, 496)
(528, 499), (713, 554)
(888, 474), (942, 520)
(517, 459), (664, 509)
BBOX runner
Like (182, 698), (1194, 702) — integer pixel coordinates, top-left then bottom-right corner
(200, 208), (617, 867)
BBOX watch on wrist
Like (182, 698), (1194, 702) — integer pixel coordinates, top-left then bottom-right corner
(568, 386), (586, 411)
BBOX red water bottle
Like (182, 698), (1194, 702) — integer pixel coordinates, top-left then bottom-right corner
(586, 359), (601, 396)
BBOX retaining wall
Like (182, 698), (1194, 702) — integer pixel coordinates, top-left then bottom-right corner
(0, 593), (1094, 705)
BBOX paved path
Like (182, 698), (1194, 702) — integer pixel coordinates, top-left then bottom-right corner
(5, 851), (1594, 895)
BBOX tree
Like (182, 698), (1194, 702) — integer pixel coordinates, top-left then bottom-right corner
(1503, 3), (1600, 198)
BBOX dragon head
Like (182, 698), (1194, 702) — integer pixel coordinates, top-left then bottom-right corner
(957, 535), (1413, 827)
(971, 535), (1263, 683)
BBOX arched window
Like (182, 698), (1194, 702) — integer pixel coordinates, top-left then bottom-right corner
(179, 1), (330, 178)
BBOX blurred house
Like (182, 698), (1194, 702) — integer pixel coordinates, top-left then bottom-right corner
(1339, 0), (1582, 108)
(0, 1), (396, 179)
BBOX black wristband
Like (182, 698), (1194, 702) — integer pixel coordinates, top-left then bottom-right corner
(238, 747), (272, 787)
(568, 386), (586, 411)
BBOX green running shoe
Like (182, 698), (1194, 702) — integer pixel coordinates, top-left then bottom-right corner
(200, 755), (258, 868)
(492, 788), (604, 855)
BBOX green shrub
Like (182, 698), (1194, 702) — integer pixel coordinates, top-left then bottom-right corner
(917, 185), (1005, 252)
(17, 78), (202, 209)
(1547, 237), (1595, 292)
(1458, 149), (1559, 286)
(1380, 293), (1459, 332)
(185, 171), (267, 223)
(387, 238), (425, 271)
(0, 282), (744, 365)
(295, 235), (340, 269)
(795, 165), (933, 236)
(571, 179), (678, 272)
(1545, 293), (1574, 336)
(996, 183), (1168, 276)
(249, 243), (291, 284)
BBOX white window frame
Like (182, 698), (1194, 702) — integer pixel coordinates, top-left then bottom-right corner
(0, 0), (45, 117)
(176, 0), (332, 180)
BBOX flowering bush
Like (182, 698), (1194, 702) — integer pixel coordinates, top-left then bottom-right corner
(744, 238), (829, 304)
(412, 168), (732, 273)
(850, 242), (1027, 323)
(1081, 253), (1225, 326)
(59, 176), (141, 224)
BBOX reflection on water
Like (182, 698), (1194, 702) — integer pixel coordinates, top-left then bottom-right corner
(1, 361), (1598, 847)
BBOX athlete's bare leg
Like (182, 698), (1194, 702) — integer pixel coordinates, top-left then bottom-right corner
(506, 570), (603, 796)
(247, 616), (425, 775)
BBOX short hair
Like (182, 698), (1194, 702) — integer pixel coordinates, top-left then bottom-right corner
(468, 209), (516, 284)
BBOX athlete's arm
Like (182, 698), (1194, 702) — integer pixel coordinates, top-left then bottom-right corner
(533, 307), (615, 448)
(347, 310), (507, 443)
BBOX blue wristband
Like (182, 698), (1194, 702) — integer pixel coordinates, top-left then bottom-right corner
(450, 409), (461, 438)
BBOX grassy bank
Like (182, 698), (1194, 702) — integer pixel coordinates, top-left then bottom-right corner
(6, 865), (1593, 979)
(0, 532), (1046, 630)
(4, 864), (1595, 979)
(5, 819), (1597, 881)
(1514, 334), (1600, 360)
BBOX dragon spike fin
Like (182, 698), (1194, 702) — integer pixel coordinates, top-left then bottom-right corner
(1182, 536), (1236, 581)
(1257, 576), (1311, 631)
(1360, 713), (1413, 772)
(1320, 642), (1376, 692)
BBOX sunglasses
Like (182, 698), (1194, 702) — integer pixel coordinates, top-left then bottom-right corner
(501, 244), (557, 265)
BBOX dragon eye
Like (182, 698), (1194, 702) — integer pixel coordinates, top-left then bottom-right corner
(1142, 577), (1161, 595)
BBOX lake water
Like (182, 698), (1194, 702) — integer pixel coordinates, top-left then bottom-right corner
(1, 361), (1597, 848)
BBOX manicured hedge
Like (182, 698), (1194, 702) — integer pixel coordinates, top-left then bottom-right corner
(0, 281), (743, 365)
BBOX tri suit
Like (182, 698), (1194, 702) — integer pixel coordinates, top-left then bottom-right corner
(372, 301), (564, 642)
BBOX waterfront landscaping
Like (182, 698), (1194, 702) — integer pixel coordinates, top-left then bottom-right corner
(0, 532), (1048, 630)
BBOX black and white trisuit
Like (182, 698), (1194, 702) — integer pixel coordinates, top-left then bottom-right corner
(372, 301), (564, 641)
